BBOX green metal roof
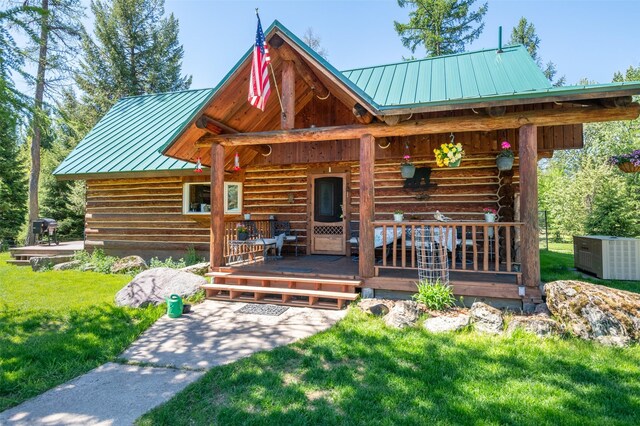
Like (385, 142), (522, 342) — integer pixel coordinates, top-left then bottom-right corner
(53, 88), (214, 176)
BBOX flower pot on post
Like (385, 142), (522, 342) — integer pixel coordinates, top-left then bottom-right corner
(237, 232), (248, 241)
(393, 211), (404, 222)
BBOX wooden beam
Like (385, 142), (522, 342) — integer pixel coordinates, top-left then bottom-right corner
(196, 115), (272, 156)
(281, 60), (295, 130)
(195, 103), (640, 147)
(359, 134), (375, 278)
(210, 143), (225, 269)
(271, 38), (330, 99)
(353, 103), (374, 124)
(519, 124), (540, 289)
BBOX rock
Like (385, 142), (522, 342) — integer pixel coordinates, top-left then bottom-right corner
(115, 267), (207, 308)
(534, 303), (551, 317)
(384, 300), (421, 328)
(506, 316), (562, 338)
(424, 314), (470, 333)
(522, 302), (536, 315)
(546, 280), (640, 346)
(110, 255), (148, 274)
(470, 302), (504, 334)
(179, 262), (210, 276)
(53, 260), (82, 271)
(81, 264), (96, 272)
(30, 255), (73, 271)
(358, 299), (394, 316)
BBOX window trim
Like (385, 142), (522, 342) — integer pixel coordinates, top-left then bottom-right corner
(182, 182), (243, 215)
(224, 182), (243, 215)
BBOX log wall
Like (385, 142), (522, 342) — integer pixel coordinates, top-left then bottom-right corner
(84, 153), (518, 259)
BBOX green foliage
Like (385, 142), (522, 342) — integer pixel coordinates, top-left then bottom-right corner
(149, 256), (186, 269)
(394, 0), (488, 57)
(72, 249), (117, 274)
(138, 308), (640, 426)
(0, 253), (163, 411)
(76, 0), (191, 121)
(184, 245), (203, 266)
(413, 278), (456, 310)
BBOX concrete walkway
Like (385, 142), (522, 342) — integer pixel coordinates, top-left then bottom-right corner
(0, 301), (345, 426)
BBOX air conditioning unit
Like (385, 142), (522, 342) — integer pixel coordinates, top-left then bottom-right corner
(573, 236), (640, 280)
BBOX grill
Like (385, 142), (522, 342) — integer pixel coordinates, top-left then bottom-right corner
(32, 218), (59, 245)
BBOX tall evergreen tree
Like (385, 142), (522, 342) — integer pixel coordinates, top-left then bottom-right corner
(394, 0), (488, 57)
(509, 17), (565, 87)
(76, 0), (192, 122)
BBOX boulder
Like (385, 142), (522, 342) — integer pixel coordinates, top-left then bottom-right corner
(110, 255), (148, 274)
(506, 316), (562, 338)
(470, 302), (504, 334)
(53, 260), (82, 271)
(30, 255), (73, 271)
(384, 300), (421, 328)
(180, 262), (210, 276)
(424, 314), (470, 333)
(546, 280), (640, 347)
(359, 299), (394, 316)
(115, 267), (207, 308)
(534, 303), (552, 317)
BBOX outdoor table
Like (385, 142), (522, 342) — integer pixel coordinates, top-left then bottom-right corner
(228, 238), (277, 263)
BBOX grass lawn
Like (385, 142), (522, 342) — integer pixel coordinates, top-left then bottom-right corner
(0, 252), (164, 411)
(139, 245), (640, 425)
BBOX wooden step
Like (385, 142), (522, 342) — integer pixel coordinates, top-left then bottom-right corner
(205, 272), (362, 287)
(202, 283), (358, 310)
(6, 259), (30, 266)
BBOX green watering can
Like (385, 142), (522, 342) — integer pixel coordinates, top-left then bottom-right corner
(166, 294), (184, 318)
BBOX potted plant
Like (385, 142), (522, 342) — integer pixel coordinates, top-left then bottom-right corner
(496, 140), (515, 171)
(393, 210), (404, 222)
(483, 207), (497, 222)
(236, 224), (249, 240)
(244, 213), (251, 220)
(608, 150), (640, 173)
(434, 142), (465, 168)
(400, 154), (415, 178)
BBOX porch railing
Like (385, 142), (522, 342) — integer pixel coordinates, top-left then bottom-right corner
(372, 221), (522, 280)
(223, 219), (274, 264)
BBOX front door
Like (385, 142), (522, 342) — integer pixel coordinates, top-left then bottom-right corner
(310, 174), (346, 255)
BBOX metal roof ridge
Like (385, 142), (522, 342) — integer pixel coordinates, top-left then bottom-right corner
(341, 45), (525, 74)
(119, 87), (214, 101)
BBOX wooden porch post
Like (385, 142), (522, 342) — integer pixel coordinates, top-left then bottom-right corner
(210, 143), (225, 268)
(519, 124), (540, 288)
(359, 134), (375, 278)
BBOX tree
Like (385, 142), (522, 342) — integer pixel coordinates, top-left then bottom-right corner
(302, 27), (328, 59)
(394, 0), (488, 57)
(22, 0), (84, 244)
(509, 17), (565, 87)
(76, 0), (192, 121)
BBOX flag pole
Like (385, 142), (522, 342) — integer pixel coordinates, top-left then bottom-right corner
(256, 9), (284, 114)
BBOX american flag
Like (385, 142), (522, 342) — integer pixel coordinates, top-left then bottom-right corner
(248, 15), (271, 111)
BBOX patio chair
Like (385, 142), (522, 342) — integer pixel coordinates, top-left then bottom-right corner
(349, 221), (359, 259)
(272, 221), (299, 256)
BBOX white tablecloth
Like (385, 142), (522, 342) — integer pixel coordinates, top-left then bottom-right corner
(405, 226), (458, 251)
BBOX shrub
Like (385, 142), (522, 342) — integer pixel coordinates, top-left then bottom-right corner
(149, 256), (186, 269)
(413, 279), (456, 311)
(185, 245), (204, 266)
(72, 249), (117, 274)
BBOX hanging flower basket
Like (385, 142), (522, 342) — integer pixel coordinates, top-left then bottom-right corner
(401, 163), (416, 178)
(449, 159), (461, 168)
(618, 162), (640, 173)
(434, 138), (465, 168)
(496, 141), (515, 171)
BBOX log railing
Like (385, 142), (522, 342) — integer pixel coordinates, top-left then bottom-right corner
(223, 219), (274, 264)
(372, 221), (522, 278)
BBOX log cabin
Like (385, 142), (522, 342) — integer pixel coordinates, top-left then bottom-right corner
(55, 20), (640, 309)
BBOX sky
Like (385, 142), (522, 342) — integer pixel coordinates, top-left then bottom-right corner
(163, 0), (640, 91)
(12, 0), (640, 95)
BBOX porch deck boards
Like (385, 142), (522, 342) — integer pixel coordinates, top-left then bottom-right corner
(8, 241), (85, 265)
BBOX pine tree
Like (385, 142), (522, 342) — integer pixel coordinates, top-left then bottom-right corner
(509, 17), (565, 86)
(76, 0), (192, 121)
(394, 0), (488, 57)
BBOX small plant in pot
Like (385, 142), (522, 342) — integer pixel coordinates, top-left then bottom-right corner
(393, 210), (404, 222)
(236, 224), (249, 240)
(400, 154), (415, 178)
(482, 207), (497, 222)
(496, 140), (515, 171)
(434, 141), (464, 167)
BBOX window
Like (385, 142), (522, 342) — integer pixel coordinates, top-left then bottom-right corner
(183, 182), (242, 215)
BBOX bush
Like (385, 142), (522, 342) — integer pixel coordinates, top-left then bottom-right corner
(149, 256), (186, 269)
(72, 249), (117, 274)
(413, 279), (456, 311)
(184, 245), (204, 266)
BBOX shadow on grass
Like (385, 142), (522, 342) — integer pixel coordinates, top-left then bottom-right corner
(541, 249), (640, 294)
(0, 303), (163, 411)
(138, 310), (640, 426)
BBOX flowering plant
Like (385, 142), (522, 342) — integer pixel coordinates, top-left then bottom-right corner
(497, 140), (514, 158)
(401, 154), (413, 166)
(434, 142), (464, 167)
(482, 208), (497, 215)
(236, 224), (248, 233)
(608, 149), (640, 167)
